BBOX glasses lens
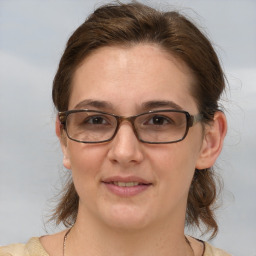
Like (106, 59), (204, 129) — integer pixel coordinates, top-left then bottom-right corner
(66, 111), (117, 142)
(135, 111), (187, 143)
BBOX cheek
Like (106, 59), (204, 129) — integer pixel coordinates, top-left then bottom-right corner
(67, 143), (107, 185)
(149, 139), (202, 188)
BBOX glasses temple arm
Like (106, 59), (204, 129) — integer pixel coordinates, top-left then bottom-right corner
(191, 113), (204, 126)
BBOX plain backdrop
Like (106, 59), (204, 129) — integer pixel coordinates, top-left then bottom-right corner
(0, 1), (255, 255)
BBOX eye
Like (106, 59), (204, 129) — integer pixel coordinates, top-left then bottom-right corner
(71, 112), (116, 130)
(85, 115), (109, 125)
(146, 115), (174, 126)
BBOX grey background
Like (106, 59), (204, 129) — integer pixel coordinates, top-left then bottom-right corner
(0, 1), (255, 255)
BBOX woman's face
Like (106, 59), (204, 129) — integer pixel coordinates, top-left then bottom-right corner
(60, 44), (207, 230)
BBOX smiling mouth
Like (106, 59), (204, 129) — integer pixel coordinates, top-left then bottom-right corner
(112, 181), (142, 187)
(102, 177), (152, 196)
(103, 181), (152, 187)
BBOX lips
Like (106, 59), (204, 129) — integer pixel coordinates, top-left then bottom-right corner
(102, 176), (152, 197)
(102, 177), (151, 187)
(112, 181), (140, 187)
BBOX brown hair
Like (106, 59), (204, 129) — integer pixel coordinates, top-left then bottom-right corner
(52, 1), (225, 237)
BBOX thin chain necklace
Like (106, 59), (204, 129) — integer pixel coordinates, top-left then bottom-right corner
(63, 228), (71, 256)
(185, 236), (195, 256)
(63, 228), (195, 256)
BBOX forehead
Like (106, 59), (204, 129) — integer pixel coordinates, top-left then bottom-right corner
(69, 44), (197, 113)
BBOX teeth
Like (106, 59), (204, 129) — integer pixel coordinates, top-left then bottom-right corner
(113, 181), (140, 187)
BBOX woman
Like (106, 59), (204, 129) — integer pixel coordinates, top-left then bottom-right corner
(0, 1), (230, 256)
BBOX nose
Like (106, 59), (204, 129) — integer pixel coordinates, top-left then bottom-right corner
(107, 121), (144, 166)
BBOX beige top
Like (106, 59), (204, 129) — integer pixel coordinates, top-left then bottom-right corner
(0, 237), (232, 256)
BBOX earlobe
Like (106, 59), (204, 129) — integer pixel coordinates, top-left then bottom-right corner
(63, 154), (71, 170)
(196, 111), (227, 170)
(55, 116), (72, 170)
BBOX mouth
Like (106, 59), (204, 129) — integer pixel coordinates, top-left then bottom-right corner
(102, 177), (152, 197)
(109, 181), (148, 187)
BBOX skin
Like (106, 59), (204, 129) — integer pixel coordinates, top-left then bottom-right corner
(41, 44), (227, 256)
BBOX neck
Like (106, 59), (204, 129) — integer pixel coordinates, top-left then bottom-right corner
(64, 209), (193, 256)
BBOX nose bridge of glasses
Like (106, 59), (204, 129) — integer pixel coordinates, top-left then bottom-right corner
(115, 115), (139, 137)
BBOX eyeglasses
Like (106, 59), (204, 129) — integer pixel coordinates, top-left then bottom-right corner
(58, 109), (203, 144)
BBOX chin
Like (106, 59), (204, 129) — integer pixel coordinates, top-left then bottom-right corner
(100, 204), (151, 231)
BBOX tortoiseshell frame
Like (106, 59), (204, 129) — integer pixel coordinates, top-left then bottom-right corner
(58, 109), (203, 144)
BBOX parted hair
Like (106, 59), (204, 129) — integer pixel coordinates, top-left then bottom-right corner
(51, 1), (225, 238)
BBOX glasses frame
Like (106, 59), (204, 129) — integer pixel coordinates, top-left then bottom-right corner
(58, 109), (203, 144)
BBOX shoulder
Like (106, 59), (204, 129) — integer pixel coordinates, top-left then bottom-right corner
(0, 242), (28, 256)
(204, 242), (232, 256)
(0, 243), (26, 256)
(0, 238), (49, 256)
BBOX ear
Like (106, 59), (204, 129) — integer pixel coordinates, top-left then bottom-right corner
(56, 116), (71, 170)
(196, 111), (227, 170)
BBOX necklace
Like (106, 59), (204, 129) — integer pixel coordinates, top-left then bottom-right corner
(63, 228), (71, 256)
(185, 236), (195, 256)
(63, 229), (195, 256)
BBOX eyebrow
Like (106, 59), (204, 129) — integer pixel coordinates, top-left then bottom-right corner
(73, 99), (183, 112)
(141, 100), (183, 112)
(74, 99), (114, 110)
